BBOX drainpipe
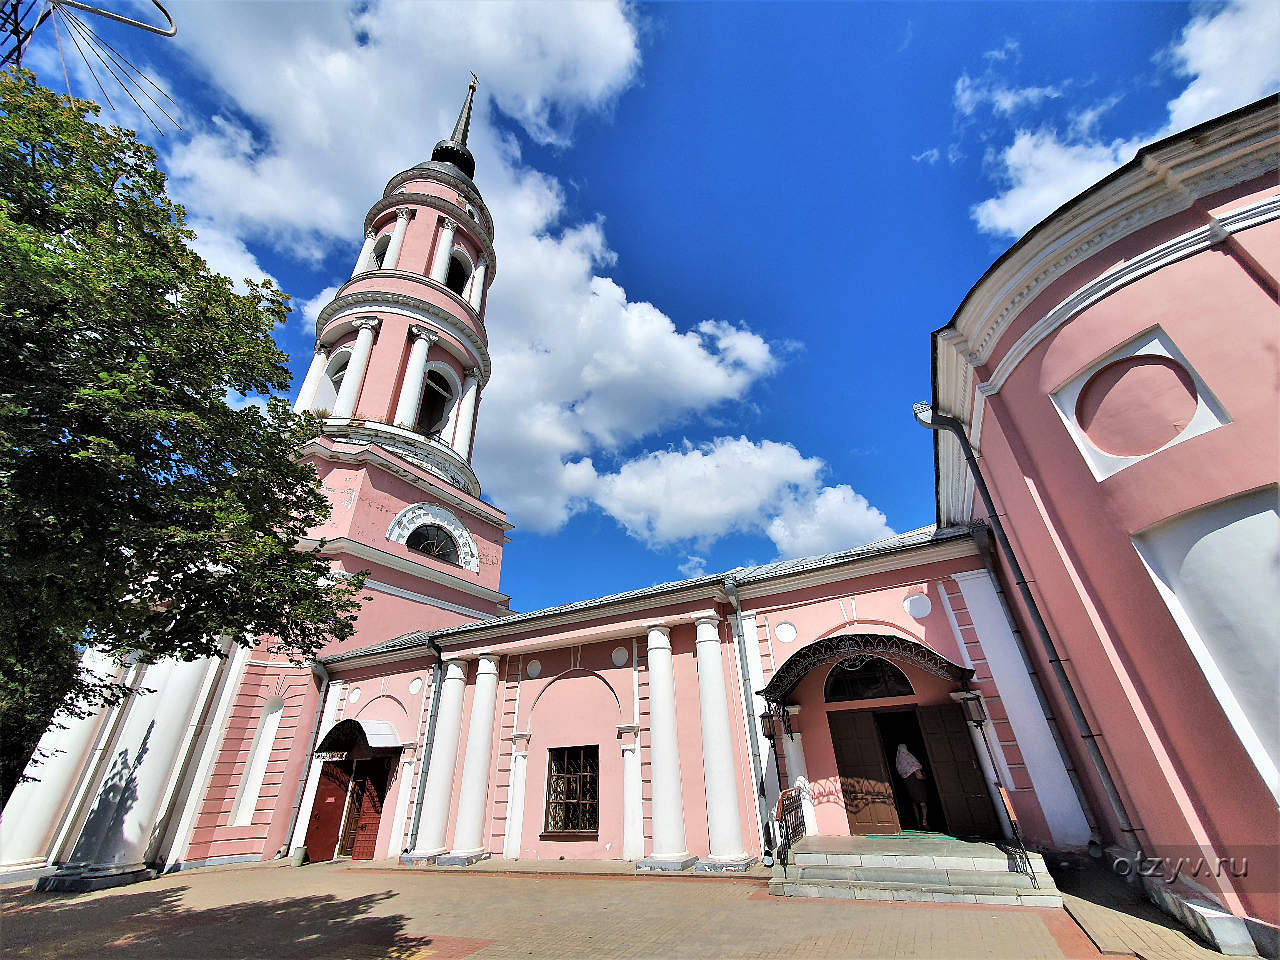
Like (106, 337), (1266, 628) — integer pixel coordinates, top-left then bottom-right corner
(280, 660), (330, 856)
(913, 402), (1136, 852)
(403, 636), (445, 854)
(722, 577), (775, 865)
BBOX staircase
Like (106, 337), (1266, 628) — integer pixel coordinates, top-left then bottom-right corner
(769, 835), (1062, 907)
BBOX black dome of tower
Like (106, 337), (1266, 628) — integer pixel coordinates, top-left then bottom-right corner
(429, 75), (478, 180)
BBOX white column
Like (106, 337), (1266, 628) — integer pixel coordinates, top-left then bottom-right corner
(289, 680), (344, 855)
(782, 730), (818, 837)
(294, 345), (329, 413)
(0, 649), (117, 868)
(638, 625), (694, 869)
(467, 259), (487, 311)
(409, 660), (467, 858)
(56, 656), (215, 883)
(693, 616), (749, 866)
(331, 316), (379, 419)
(352, 229), (377, 278)
(502, 738), (529, 860)
(443, 655), (500, 863)
(429, 218), (459, 283)
(954, 569), (1092, 849)
(383, 208), (413, 272)
(388, 753), (416, 857)
(392, 326), (437, 428)
(449, 368), (480, 460)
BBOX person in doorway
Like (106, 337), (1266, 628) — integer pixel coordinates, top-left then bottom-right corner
(895, 744), (929, 829)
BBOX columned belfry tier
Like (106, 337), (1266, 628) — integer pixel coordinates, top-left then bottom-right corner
(296, 76), (497, 498)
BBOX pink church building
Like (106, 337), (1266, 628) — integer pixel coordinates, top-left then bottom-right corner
(2, 84), (1276, 956)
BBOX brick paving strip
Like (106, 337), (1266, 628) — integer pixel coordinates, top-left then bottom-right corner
(1, 859), (1137, 960)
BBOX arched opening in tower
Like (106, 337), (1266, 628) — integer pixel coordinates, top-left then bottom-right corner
(445, 253), (472, 296)
(415, 369), (454, 435)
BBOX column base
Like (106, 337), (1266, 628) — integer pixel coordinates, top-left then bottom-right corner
(694, 855), (756, 873)
(36, 866), (154, 893)
(435, 850), (490, 867)
(636, 853), (697, 872)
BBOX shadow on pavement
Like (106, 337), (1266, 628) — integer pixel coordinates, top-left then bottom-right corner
(1, 883), (433, 959)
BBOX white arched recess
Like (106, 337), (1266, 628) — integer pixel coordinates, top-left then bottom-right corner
(309, 346), (353, 414)
(229, 696), (285, 827)
(386, 501), (480, 572)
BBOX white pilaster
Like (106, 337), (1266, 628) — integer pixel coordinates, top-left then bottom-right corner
(289, 680), (344, 855)
(782, 730), (818, 836)
(294, 346), (329, 413)
(442, 655), (499, 864)
(954, 569), (1092, 849)
(622, 733), (643, 861)
(331, 316), (379, 419)
(392, 326), (437, 428)
(409, 660), (467, 858)
(429, 218), (459, 283)
(449, 368), (480, 460)
(503, 737), (530, 860)
(0, 649), (117, 868)
(388, 753), (416, 857)
(637, 625), (694, 870)
(467, 259), (487, 311)
(383, 208), (413, 272)
(739, 614), (780, 817)
(693, 616), (750, 868)
(352, 229), (377, 278)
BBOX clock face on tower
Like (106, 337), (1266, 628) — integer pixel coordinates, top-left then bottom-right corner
(405, 523), (461, 566)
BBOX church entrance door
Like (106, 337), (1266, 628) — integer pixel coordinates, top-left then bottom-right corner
(337, 757), (393, 860)
(304, 758), (353, 861)
(827, 710), (899, 834)
(917, 703), (1000, 838)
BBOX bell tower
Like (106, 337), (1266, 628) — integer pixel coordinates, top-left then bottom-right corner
(294, 76), (511, 629)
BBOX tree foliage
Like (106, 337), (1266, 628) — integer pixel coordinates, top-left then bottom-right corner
(0, 70), (365, 796)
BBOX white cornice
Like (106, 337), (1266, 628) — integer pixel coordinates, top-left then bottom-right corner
(355, 575), (496, 621)
(304, 536), (510, 605)
(733, 535), (979, 601)
(301, 436), (511, 530)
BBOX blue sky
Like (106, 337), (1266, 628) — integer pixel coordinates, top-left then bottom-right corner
(23, 1), (1279, 613)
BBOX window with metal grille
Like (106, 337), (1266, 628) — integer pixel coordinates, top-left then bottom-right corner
(542, 745), (599, 837)
(405, 523), (460, 565)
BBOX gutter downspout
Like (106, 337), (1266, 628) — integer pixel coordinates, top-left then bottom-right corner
(403, 637), (445, 855)
(913, 402), (1136, 852)
(281, 660), (330, 856)
(723, 577), (775, 866)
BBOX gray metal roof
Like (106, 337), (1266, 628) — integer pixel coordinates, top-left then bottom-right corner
(323, 524), (971, 665)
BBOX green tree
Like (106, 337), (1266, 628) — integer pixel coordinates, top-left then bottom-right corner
(0, 70), (366, 797)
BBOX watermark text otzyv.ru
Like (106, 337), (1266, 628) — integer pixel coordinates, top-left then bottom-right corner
(1113, 854), (1248, 885)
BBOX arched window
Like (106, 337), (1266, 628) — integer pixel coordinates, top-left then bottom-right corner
(444, 251), (472, 295)
(405, 523), (460, 565)
(824, 657), (913, 703)
(309, 351), (349, 415)
(230, 696), (285, 827)
(372, 233), (391, 270)
(414, 370), (454, 435)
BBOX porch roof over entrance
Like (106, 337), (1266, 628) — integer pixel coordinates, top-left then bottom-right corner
(759, 633), (973, 704)
(318, 717), (404, 750)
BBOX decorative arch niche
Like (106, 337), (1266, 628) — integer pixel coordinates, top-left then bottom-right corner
(386, 501), (480, 573)
(824, 657), (914, 703)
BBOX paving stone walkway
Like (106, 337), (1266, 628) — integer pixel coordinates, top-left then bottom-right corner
(0, 859), (1154, 959)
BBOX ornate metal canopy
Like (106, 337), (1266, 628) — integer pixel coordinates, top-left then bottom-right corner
(759, 633), (972, 704)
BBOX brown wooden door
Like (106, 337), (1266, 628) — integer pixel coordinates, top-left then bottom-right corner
(347, 758), (391, 861)
(303, 760), (352, 861)
(828, 710), (900, 834)
(918, 704), (1000, 838)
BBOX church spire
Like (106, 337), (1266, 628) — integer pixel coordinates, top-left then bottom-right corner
(430, 74), (478, 180)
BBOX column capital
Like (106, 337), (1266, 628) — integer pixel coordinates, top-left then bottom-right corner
(395, 206), (414, 221)
(313, 342), (330, 357)
(646, 624), (672, 650)
(408, 324), (438, 343)
(464, 366), (481, 381)
(365, 228), (377, 240)
(694, 614), (722, 629)
(352, 315), (381, 332)
(440, 217), (459, 232)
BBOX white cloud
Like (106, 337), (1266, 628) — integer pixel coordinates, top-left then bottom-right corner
(297, 284), (340, 338)
(224, 388), (269, 413)
(187, 219), (277, 294)
(678, 555), (708, 578)
(766, 484), (894, 560)
(954, 74), (1062, 117)
(912, 147), (940, 165)
(969, 0), (1280, 239)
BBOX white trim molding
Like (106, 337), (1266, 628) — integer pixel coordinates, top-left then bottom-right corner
(387, 502), (481, 573)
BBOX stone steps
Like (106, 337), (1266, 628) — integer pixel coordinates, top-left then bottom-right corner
(768, 848), (1062, 907)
